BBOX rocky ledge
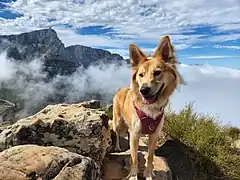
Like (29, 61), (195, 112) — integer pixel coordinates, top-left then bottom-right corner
(0, 100), (173, 180)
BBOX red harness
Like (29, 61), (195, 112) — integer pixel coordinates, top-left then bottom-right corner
(134, 104), (164, 134)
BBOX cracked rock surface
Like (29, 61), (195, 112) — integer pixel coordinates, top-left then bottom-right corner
(0, 100), (174, 180)
(0, 144), (100, 180)
(0, 101), (112, 164)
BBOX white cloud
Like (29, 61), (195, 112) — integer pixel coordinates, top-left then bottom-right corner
(0, 53), (16, 81)
(0, 0), (239, 52)
(216, 23), (240, 32)
(54, 27), (131, 48)
(1, 51), (240, 126)
(215, 45), (240, 50)
(170, 64), (240, 126)
(187, 55), (238, 59)
(0, 51), (131, 118)
(191, 46), (204, 49)
(206, 34), (240, 42)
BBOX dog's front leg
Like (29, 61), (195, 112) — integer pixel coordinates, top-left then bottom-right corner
(144, 133), (158, 180)
(127, 132), (140, 180)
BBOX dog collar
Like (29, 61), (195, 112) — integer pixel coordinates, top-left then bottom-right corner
(134, 103), (164, 134)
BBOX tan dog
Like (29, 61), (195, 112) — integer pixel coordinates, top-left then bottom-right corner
(112, 35), (183, 180)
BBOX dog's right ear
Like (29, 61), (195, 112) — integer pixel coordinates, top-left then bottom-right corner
(129, 44), (147, 68)
(152, 35), (174, 62)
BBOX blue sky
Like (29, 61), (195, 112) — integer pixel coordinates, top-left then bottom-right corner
(0, 0), (239, 68)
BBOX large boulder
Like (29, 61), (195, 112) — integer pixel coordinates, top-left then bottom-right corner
(0, 100), (174, 180)
(0, 100), (112, 164)
(0, 144), (100, 180)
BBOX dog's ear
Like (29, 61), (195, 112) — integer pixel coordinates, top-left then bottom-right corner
(129, 44), (147, 68)
(152, 35), (173, 62)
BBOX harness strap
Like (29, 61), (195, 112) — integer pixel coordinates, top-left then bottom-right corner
(134, 103), (164, 134)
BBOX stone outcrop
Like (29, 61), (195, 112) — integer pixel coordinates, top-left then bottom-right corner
(0, 144), (100, 180)
(0, 100), (174, 180)
(0, 100), (112, 164)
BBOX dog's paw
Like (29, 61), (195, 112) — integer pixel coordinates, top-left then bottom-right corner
(114, 146), (121, 152)
(127, 175), (138, 180)
(145, 177), (153, 180)
(144, 168), (155, 180)
(126, 169), (138, 180)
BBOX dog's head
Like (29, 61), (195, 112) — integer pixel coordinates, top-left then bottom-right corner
(129, 35), (183, 105)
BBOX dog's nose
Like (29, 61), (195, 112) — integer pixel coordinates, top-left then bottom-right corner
(140, 86), (151, 96)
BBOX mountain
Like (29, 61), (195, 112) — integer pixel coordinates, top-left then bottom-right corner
(0, 28), (125, 76)
(0, 28), (128, 122)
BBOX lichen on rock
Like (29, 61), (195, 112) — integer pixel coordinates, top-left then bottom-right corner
(0, 144), (100, 180)
(0, 100), (174, 180)
(0, 101), (112, 164)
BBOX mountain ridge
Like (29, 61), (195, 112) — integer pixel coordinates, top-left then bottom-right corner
(0, 28), (126, 76)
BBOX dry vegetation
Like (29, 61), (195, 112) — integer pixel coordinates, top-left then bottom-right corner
(164, 103), (240, 179)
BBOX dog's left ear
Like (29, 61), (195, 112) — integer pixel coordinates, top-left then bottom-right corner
(129, 44), (147, 68)
(152, 35), (173, 62)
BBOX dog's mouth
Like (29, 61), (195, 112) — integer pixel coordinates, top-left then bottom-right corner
(141, 83), (165, 104)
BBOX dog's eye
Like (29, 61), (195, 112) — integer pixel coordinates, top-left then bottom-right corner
(153, 70), (161, 76)
(139, 73), (144, 77)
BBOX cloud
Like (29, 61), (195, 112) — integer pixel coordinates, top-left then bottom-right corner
(54, 27), (131, 48)
(214, 45), (240, 50)
(206, 33), (240, 42)
(0, 50), (240, 126)
(215, 23), (240, 32)
(0, 53), (16, 81)
(0, 52), (57, 117)
(187, 55), (238, 59)
(0, 0), (239, 54)
(191, 46), (204, 49)
(170, 64), (240, 126)
(0, 51), (131, 118)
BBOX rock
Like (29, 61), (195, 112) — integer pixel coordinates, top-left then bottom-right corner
(0, 101), (112, 164)
(0, 99), (16, 124)
(103, 136), (172, 180)
(103, 150), (172, 180)
(80, 99), (101, 109)
(0, 144), (100, 180)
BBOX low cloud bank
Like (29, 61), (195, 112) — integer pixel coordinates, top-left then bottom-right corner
(0, 52), (239, 126)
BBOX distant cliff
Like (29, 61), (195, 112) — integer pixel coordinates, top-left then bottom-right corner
(0, 28), (125, 76)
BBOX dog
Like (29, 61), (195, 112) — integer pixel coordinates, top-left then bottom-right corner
(112, 35), (183, 180)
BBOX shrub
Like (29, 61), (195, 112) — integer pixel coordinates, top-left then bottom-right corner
(164, 103), (240, 179)
(225, 126), (240, 140)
